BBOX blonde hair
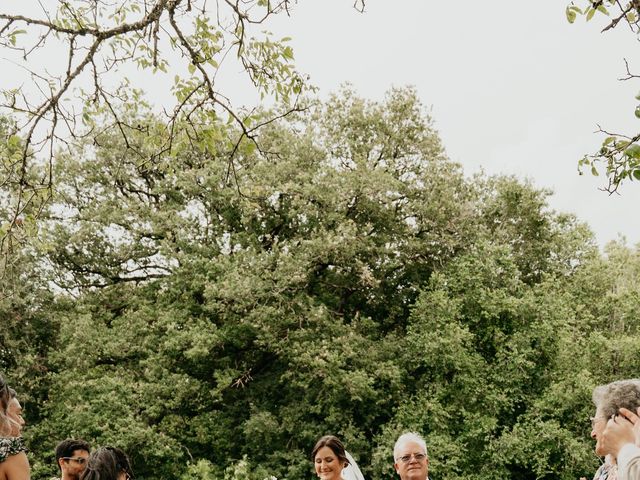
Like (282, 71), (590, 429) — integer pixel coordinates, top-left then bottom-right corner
(0, 375), (14, 436)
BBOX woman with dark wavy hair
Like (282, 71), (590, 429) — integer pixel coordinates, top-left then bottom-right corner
(80, 447), (133, 480)
(0, 373), (29, 480)
(312, 435), (365, 480)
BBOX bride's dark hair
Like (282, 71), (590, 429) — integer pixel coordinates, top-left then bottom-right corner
(311, 435), (350, 467)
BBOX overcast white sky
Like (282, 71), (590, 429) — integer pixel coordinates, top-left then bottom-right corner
(259, 0), (640, 248)
(4, 1), (639, 248)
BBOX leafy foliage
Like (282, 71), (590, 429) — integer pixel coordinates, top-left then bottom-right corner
(567, 1), (640, 191)
(3, 87), (639, 480)
(0, 0), (364, 269)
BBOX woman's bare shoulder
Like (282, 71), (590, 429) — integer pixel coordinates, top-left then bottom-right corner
(0, 451), (30, 480)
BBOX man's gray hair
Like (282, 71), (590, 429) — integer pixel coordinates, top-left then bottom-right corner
(593, 378), (640, 419)
(394, 432), (428, 461)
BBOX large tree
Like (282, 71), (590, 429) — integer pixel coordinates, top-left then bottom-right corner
(19, 86), (622, 480)
(32, 85), (464, 478)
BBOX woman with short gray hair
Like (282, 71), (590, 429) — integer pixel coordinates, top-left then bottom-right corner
(590, 379), (640, 480)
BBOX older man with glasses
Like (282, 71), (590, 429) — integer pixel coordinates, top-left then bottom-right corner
(54, 439), (91, 480)
(393, 432), (430, 480)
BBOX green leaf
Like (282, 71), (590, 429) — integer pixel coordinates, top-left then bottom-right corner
(188, 63), (196, 74)
(586, 7), (596, 21)
(624, 143), (640, 159)
(7, 135), (21, 149)
(282, 46), (294, 60)
(566, 6), (577, 23)
(635, 106), (640, 119)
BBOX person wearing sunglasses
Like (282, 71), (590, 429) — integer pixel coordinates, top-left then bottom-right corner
(54, 439), (91, 480)
(80, 447), (133, 480)
(393, 432), (429, 480)
(0, 373), (30, 480)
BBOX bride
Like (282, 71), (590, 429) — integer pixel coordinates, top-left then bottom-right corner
(311, 435), (365, 480)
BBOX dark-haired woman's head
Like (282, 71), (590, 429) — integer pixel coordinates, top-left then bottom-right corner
(80, 447), (133, 480)
(311, 435), (349, 480)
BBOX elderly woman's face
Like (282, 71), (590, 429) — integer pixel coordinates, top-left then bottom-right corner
(591, 407), (611, 457)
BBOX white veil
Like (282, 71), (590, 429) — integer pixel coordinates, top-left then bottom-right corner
(341, 450), (365, 480)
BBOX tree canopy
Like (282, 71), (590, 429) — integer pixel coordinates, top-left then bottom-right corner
(3, 86), (637, 480)
(2, 4), (639, 479)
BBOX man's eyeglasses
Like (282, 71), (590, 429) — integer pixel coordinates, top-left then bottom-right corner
(62, 457), (87, 464)
(396, 453), (427, 464)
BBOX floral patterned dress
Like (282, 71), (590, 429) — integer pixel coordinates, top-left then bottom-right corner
(0, 437), (26, 463)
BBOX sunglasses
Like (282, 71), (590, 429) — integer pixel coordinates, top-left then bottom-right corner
(62, 457), (88, 464)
